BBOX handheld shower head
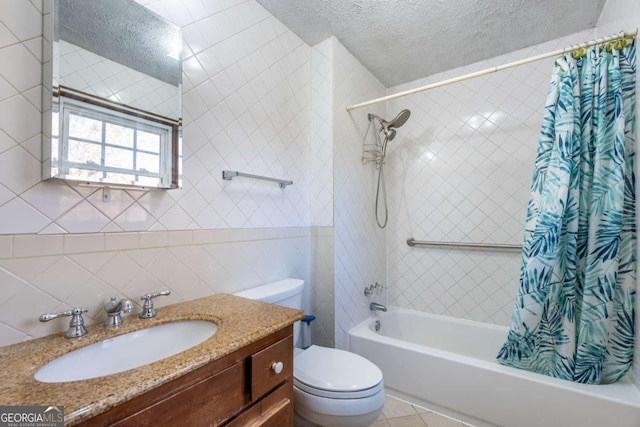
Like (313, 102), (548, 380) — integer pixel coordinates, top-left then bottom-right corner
(366, 109), (410, 229)
(385, 128), (396, 141)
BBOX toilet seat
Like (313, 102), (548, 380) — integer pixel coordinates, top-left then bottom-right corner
(294, 377), (384, 399)
(294, 345), (384, 399)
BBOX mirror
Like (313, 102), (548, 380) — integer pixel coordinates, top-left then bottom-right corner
(43, 0), (182, 189)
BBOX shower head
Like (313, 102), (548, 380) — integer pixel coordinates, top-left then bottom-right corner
(368, 109), (410, 143)
(381, 109), (411, 132)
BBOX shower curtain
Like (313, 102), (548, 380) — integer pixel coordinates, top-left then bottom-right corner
(496, 40), (637, 384)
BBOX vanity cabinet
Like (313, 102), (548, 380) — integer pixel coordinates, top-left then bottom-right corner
(77, 326), (294, 427)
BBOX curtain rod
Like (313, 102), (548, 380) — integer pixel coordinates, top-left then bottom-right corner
(345, 28), (639, 111)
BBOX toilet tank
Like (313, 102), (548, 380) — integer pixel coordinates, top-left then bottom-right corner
(234, 279), (304, 346)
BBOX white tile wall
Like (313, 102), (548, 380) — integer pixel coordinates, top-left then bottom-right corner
(385, 30), (595, 326)
(596, 0), (640, 390)
(309, 38), (335, 347)
(0, 228), (310, 346)
(0, 0), (311, 234)
(310, 39), (333, 227)
(310, 226), (334, 348)
(0, 0), (313, 346)
(331, 38), (387, 349)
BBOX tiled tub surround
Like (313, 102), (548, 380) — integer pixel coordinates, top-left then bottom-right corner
(0, 227), (310, 346)
(384, 30), (595, 326)
(0, 293), (304, 425)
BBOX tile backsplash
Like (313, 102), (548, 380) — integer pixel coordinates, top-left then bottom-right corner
(0, 227), (310, 346)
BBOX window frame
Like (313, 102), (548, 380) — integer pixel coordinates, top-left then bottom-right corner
(52, 87), (180, 189)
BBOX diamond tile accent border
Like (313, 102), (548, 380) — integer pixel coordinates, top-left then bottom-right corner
(0, 227), (310, 346)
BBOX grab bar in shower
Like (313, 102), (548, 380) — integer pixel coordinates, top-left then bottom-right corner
(222, 170), (293, 188)
(406, 237), (522, 250)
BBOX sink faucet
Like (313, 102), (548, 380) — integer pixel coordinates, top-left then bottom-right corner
(39, 307), (89, 338)
(139, 290), (171, 319)
(370, 302), (387, 312)
(104, 297), (133, 327)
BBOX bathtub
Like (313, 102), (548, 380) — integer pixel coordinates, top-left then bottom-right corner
(349, 307), (640, 427)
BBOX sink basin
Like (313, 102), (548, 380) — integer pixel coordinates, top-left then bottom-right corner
(35, 320), (217, 383)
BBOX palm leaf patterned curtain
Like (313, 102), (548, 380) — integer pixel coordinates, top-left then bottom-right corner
(497, 41), (637, 384)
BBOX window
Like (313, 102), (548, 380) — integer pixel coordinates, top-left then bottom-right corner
(52, 95), (175, 188)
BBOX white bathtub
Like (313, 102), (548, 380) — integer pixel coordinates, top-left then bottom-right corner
(349, 307), (640, 427)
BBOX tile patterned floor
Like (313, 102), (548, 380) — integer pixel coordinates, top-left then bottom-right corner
(369, 395), (469, 427)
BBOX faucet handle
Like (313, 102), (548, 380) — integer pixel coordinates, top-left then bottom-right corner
(139, 290), (171, 319)
(39, 307), (89, 338)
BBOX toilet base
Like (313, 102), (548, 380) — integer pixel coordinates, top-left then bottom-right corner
(293, 411), (318, 427)
(294, 406), (383, 427)
(293, 384), (385, 427)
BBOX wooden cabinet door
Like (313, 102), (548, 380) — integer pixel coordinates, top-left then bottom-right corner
(250, 336), (293, 400)
(225, 381), (293, 427)
(113, 361), (246, 427)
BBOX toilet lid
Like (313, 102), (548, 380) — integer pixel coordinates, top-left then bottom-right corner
(294, 345), (383, 394)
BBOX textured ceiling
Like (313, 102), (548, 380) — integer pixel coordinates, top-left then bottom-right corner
(257, 0), (607, 87)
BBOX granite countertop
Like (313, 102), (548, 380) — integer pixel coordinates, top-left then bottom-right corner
(0, 294), (304, 425)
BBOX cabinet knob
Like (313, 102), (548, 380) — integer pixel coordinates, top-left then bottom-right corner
(271, 361), (284, 374)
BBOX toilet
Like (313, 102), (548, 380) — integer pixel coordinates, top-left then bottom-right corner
(234, 279), (385, 427)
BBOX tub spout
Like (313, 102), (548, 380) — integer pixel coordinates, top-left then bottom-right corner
(370, 302), (387, 312)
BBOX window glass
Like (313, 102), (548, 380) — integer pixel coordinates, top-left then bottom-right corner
(104, 146), (134, 170)
(68, 138), (101, 165)
(106, 123), (134, 148)
(58, 97), (173, 187)
(68, 114), (102, 142)
(137, 152), (160, 174)
(137, 130), (161, 153)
